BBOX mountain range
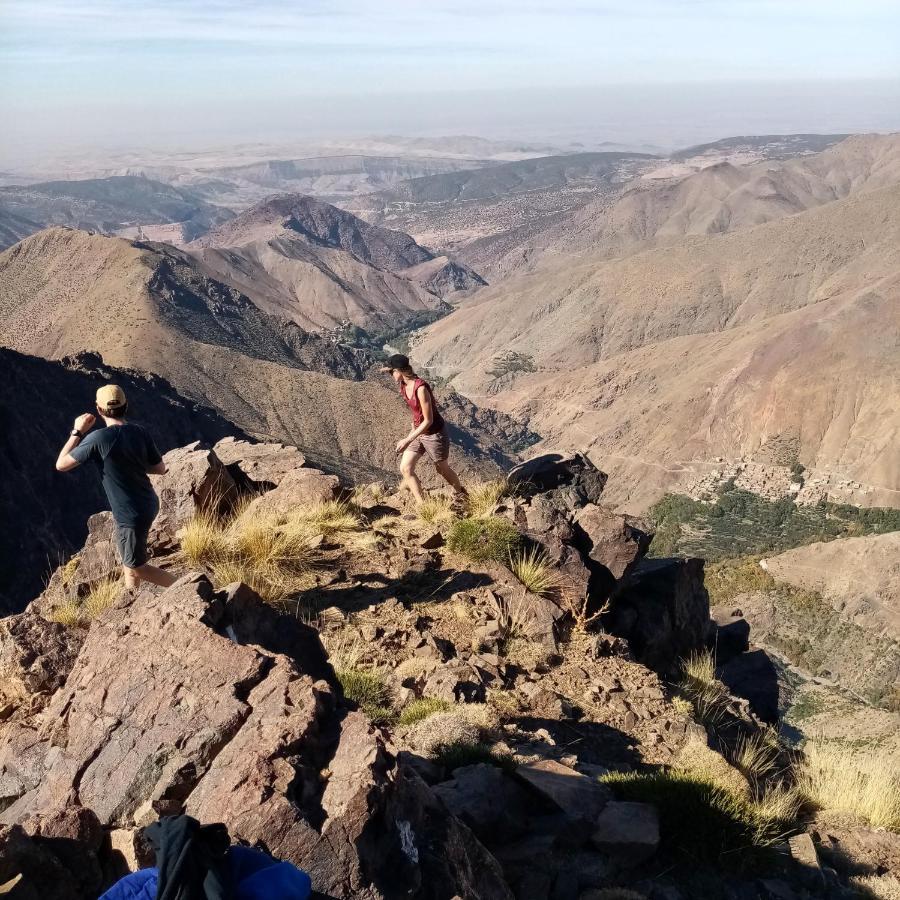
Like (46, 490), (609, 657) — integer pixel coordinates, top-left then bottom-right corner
(412, 134), (900, 510)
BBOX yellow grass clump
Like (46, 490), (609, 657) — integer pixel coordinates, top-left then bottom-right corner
(679, 650), (731, 726)
(417, 494), (455, 525)
(797, 742), (900, 831)
(509, 546), (558, 597)
(466, 480), (507, 518)
(49, 575), (122, 627)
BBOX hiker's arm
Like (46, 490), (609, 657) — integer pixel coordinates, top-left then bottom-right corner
(397, 387), (435, 451)
(56, 413), (96, 472)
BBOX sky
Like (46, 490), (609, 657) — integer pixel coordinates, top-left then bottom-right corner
(1, 0), (899, 163)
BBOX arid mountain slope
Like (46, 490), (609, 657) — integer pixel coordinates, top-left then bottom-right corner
(762, 533), (900, 639)
(415, 182), (900, 377)
(0, 229), (513, 484)
(455, 133), (900, 278)
(413, 185), (900, 512)
(0, 175), (233, 250)
(189, 194), (483, 330)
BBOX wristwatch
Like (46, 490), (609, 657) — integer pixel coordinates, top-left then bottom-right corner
(71, 430), (83, 439)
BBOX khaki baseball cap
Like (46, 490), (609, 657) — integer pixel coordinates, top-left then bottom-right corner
(96, 384), (126, 411)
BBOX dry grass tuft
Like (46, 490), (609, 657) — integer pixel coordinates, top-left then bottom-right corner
(404, 704), (497, 756)
(797, 742), (900, 831)
(181, 509), (230, 566)
(508, 546), (558, 597)
(49, 575), (122, 627)
(732, 731), (781, 785)
(466, 480), (507, 518)
(851, 874), (900, 900)
(337, 668), (394, 725)
(679, 650), (731, 726)
(417, 494), (455, 525)
(292, 499), (360, 537)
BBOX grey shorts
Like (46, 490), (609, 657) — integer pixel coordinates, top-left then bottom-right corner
(408, 428), (450, 462)
(115, 521), (151, 569)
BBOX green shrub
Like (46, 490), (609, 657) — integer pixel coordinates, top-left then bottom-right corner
(337, 668), (395, 725)
(432, 741), (515, 774)
(398, 697), (453, 726)
(447, 516), (522, 563)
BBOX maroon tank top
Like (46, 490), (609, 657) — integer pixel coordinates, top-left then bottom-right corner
(402, 378), (445, 435)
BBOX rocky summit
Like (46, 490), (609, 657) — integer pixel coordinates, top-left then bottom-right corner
(0, 438), (895, 899)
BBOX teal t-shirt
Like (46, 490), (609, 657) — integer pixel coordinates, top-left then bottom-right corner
(70, 423), (162, 527)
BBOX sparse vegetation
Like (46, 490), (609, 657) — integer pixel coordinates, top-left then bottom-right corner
(797, 742), (900, 831)
(181, 498), (364, 605)
(337, 668), (395, 725)
(49, 575), (122, 627)
(432, 741), (515, 774)
(486, 350), (537, 380)
(398, 697), (453, 725)
(649, 485), (900, 561)
(732, 731), (781, 786)
(678, 650), (730, 727)
(704, 556), (775, 605)
(508, 546), (558, 597)
(602, 769), (798, 867)
(466, 479), (507, 518)
(447, 516), (522, 563)
(417, 494), (455, 525)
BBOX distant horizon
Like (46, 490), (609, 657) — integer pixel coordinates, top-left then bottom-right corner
(3, 0), (900, 170)
(2, 78), (899, 173)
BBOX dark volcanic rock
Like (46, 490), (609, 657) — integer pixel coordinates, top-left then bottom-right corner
(0, 348), (245, 613)
(608, 557), (710, 674)
(508, 452), (608, 508)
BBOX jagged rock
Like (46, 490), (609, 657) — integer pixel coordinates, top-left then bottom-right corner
(20, 806), (104, 897)
(379, 765), (515, 900)
(480, 566), (565, 651)
(508, 453), (608, 508)
(0, 824), (81, 900)
(0, 573), (506, 899)
(420, 531), (445, 550)
(718, 649), (782, 724)
(422, 663), (486, 703)
(573, 505), (652, 580)
(432, 764), (532, 844)
(212, 436), (307, 490)
(709, 607), (751, 663)
(0, 610), (84, 719)
(516, 759), (611, 823)
(149, 442), (238, 550)
(591, 801), (660, 865)
(608, 558), (709, 674)
(242, 466), (340, 517)
(788, 833), (824, 889)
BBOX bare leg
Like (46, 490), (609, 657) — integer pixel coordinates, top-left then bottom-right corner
(434, 459), (467, 497)
(123, 565), (141, 591)
(125, 563), (177, 589)
(400, 449), (426, 503)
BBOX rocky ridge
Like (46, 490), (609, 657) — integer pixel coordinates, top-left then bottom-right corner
(0, 440), (893, 898)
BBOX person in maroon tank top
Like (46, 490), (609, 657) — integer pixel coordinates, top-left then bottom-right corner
(381, 354), (468, 508)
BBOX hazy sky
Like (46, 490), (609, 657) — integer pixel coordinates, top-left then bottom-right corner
(2, 0), (899, 162)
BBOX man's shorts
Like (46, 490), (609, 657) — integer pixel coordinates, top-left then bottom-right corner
(114, 521), (152, 568)
(408, 427), (450, 462)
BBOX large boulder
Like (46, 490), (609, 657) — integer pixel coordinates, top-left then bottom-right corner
(608, 558), (710, 674)
(242, 466), (341, 518)
(212, 437), (307, 491)
(0, 824), (82, 900)
(0, 611), (84, 720)
(573, 504), (652, 581)
(149, 442), (238, 550)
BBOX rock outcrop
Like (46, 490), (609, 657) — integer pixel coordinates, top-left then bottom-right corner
(0, 575), (511, 900)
